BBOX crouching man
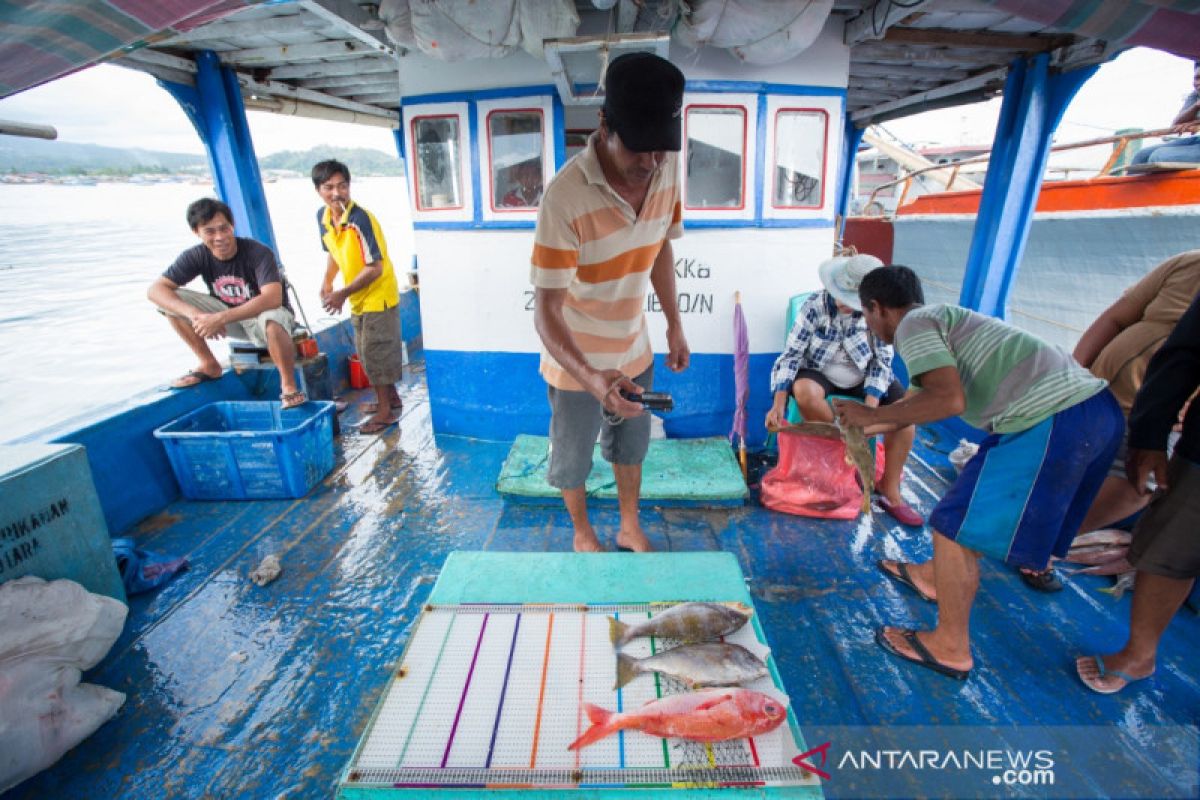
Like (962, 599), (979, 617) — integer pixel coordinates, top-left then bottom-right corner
(148, 198), (303, 407)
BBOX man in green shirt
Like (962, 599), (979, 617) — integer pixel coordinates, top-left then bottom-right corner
(835, 266), (1123, 680)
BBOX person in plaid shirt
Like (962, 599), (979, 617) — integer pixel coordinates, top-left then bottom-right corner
(765, 254), (922, 526)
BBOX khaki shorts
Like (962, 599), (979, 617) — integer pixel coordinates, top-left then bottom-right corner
(351, 307), (404, 386)
(1128, 456), (1200, 580)
(167, 288), (294, 347)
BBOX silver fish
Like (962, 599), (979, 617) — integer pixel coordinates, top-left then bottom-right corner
(1098, 570), (1137, 600)
(1062, 545), (1129, 566)
(608, 602), (751, 648)
(1070, 528), (1132, 549)
(614, 642), (768, 690)
(782, 421), (873, 514)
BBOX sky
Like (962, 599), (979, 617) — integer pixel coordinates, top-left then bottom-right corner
(0, 47), (1192, 158)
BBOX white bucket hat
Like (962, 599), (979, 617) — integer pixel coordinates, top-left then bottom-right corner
(818, 253), (884, 311)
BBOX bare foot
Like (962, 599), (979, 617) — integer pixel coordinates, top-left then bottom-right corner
(615, 528), (653, 552)
(880, 626), (972, 673)
(573, 530), (605, 552)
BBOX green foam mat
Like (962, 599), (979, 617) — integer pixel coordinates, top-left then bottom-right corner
(496, 434), (749, 506)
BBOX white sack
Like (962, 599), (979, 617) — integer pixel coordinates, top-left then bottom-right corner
(676, 0), (833, 65)
(0, 577), (128, 793)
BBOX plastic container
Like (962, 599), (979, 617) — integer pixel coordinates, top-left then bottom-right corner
(154, 401), (335, 500)
(348, 354), (370, 389)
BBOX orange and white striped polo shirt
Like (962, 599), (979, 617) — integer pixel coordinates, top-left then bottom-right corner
(530, 133), (683, 391)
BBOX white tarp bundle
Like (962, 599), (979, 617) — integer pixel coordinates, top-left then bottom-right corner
(675, 0), (834, 65)
(380, 0), (580, 60)
(0, 577), (127, 793)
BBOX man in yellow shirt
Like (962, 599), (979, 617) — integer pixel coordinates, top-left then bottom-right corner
(313, 159), (403, 433)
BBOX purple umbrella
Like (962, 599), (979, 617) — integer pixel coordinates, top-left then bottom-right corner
(731, 291), (749, 478)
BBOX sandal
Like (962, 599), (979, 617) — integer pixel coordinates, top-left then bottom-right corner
(1020, 567), (1063, 593)
(359, 415), (398, 434)
(876, 627), (970, 680)
(877, 559), (936, 603)
(1076, 655), (1151, 695)
(280, 391), (307, 410)
(171, 370), (220, 389)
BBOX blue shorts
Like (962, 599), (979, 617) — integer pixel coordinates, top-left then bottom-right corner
(929, 389), (1124, 570)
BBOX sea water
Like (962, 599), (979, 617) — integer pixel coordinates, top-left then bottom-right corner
(0, 177), (414, 441)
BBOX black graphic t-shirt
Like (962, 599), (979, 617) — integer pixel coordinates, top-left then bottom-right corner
(163, 237), (292, 312)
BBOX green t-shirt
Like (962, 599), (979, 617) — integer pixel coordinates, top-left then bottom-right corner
(896, 304), (1106, 434)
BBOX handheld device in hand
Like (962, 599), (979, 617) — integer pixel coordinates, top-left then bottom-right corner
(621, 391), (674, 412)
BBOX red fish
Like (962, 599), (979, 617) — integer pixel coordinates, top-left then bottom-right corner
(567, 688), (787, 750)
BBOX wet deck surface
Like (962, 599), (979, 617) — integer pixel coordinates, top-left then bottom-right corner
(7, 361), (1199, 799)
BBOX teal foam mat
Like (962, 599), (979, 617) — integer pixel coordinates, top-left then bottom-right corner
(496, 435), (749, 506)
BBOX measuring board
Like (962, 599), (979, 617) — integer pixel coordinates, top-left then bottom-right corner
(341, 602), (818, 793)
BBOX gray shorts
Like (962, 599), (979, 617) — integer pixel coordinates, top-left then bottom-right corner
(546, 365), (654, 489)
(168, 288), (294, 347)
(1128, 456), (1200, 580)
(351, 307), (404, 386)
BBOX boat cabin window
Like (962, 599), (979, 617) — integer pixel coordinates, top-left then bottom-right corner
(684, 105), (746, 210)
(488, 110), (544, 210)
(772, 109), (827, 209)
(412, 115), (463, 210)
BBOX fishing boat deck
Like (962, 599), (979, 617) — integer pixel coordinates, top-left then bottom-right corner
(7, 358), (1200, 799)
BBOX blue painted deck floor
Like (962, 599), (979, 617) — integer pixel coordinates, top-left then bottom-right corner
(7, 360), (1199, 799)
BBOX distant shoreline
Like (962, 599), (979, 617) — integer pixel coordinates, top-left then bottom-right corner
(0, 172), (401, 186)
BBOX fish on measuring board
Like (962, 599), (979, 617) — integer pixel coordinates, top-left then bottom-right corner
(566, 688), (788, 750)
(608, 602), (751, 648)
(777, 420), (874, 515)
(614, 642), (769, 690)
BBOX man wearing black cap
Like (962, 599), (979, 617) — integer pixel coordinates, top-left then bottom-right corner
(530, 52), (691, 553)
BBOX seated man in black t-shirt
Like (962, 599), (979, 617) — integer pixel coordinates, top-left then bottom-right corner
(147, 198), (304, 407)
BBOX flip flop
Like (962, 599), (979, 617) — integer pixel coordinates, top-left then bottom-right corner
(877, 559), (936, 603)
(360, 400), (403, 414)
(359, 415), (398, 435)
(875, 627), (970, 681)
(1076, 655), (1151, 695)
(280, 391), (307, 410)
(171, 370), (220, 389)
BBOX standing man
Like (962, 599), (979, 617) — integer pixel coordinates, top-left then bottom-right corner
(1076, 290), (1200, 694)
(531, 52), (690, 553)
(149, 198), (304, 408)
(834, 266), (1123, 680)
(313, 159), (404, 434)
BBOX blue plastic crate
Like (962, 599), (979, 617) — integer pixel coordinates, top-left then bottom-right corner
(154, 401), (336, 500)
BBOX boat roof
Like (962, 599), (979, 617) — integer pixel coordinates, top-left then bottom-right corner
(3, 1), (1199, 129)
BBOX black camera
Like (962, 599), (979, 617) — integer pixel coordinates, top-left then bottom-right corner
(621, 390), (674, 412)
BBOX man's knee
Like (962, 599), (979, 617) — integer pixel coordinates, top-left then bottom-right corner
(792, 378), (827, 412)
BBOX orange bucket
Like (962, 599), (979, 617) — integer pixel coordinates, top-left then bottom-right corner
(348, 355), (370, 389)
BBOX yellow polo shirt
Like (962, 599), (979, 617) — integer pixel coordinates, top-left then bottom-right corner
(319, 200), (399, 315)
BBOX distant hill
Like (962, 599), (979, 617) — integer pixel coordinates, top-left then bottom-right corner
(0, 137), (205, 174)
(0, 138), (404, 177)
(260, 146), (404, 177)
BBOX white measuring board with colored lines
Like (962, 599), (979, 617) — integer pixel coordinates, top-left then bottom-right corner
(343, 602), (818, 791)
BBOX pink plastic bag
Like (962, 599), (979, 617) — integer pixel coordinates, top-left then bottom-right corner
(760, 429), (885, 519)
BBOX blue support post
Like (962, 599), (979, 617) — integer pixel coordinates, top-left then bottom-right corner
(835, 115), (866, 238)
(958, 53), (1098, 318)
(159, 51), (277, 251)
